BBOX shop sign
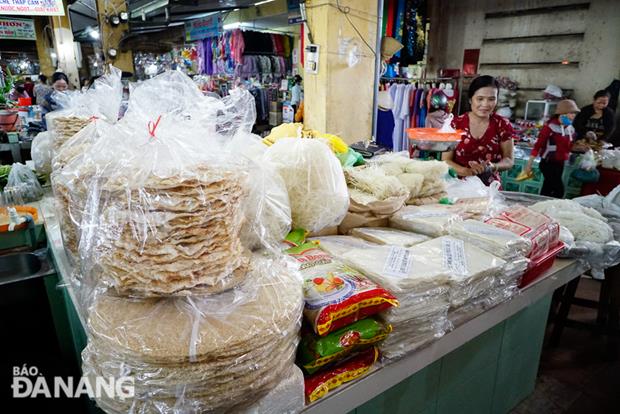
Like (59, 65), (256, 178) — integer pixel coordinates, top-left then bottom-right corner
(185, 14), (222, 41)
(0, 0), (65, 16)
(0, 17), (36, 40)
(287, 0), (303, 24)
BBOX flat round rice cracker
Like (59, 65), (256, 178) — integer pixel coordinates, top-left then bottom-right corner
(88, 259), (302, 360)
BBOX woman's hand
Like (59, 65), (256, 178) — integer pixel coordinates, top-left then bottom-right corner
(468, 161), (487, 175)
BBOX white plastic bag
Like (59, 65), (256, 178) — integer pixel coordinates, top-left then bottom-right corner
(31, 131), (52, 174)
(263, 139), (349, 233)
(5, 163), (43, 202)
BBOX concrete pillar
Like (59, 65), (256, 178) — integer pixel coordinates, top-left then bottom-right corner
(34, 17), (55, 77)
(49, 0), (80, 87)
(96, 0), (133, 73)
(303, 0), (379, 143)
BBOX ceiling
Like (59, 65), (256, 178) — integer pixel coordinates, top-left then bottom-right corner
(68, 0), (293, 48)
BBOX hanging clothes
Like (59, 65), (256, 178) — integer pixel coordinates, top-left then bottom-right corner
(377, 109), (395, 149)
(385, 0), (396, 37)
(393, 0), (406, 58)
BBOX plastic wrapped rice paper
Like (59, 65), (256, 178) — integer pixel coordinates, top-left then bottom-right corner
(83, 255), (304, 414)
(350, 227), (431, 247)
(389, 204), (464, 237)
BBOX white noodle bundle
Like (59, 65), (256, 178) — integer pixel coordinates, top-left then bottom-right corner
(264, 139), (349, 233)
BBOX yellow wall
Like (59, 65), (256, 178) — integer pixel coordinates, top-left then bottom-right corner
(34, 17), (55, 77)
(96, 0), (133, 73)
(303, 0), (378, 143)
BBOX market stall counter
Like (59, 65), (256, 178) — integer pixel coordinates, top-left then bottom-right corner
(38, 193), (588, 414)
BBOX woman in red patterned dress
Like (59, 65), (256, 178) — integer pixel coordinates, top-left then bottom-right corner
(442, 75), (515, 186)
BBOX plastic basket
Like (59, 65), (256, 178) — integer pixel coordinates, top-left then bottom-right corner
(519, 242), (565, 288)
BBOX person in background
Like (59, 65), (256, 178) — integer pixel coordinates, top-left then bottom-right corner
(40, 72), (69, 115)
(523, 100), (580, 198)
(573, 90), (615, 142)
(23, 77), (35, 98)
(442, 75), (515, 186)
(425, 90), (450, 128)
(9, 84), (30, 101)
(33, 75), (51, 105)
(291, 74), (302, 114)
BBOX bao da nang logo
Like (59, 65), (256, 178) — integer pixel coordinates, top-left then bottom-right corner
(11, 365), (134, 400)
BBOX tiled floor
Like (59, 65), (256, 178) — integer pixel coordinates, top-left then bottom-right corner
(512, 277), (620, 414)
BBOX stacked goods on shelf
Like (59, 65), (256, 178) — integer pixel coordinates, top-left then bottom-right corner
(47, 66), (124, 156)
(310, 236), (451, 359)
(315, 234), (506, 345)
(350, 227), (430, 247)
(83, 255), (304, 413)
(64, 71), (304, 413)
(285, 238), (397, 402)
(371, 154), (450, 205)
(484, 205), (562, 287)
(447, 220), (531, 322)
(389, 204), (465, 237)
(50, 68), (124, 264)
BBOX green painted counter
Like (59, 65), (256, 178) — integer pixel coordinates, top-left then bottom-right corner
(353, 295), (551, 414)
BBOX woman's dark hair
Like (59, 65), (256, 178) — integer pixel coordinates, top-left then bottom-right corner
(51, 72), (69, 84)
(594, 90), (611, 100)
(294, 74), (302, 84)
(16, 85), (25, 93)
(39, 74), (48, 83)
(468, 75), (500, 98)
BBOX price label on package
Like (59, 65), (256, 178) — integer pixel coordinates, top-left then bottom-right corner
(442, 238), (468, 275)
(383, 246), (413, 278)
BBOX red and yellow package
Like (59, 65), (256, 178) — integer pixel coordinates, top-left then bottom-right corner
(304, 346), (380, 403)
(485, 206), (560, 260)
(287, 242), (398, 336)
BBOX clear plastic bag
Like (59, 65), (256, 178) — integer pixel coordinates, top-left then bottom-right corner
(46, 66), (123, 156)
(263, 138), (349, 233)
(225, 132), (292, 251)
(58, 71), (287, 296)
(350, 227), (430, 247)
(31, 131), (53, 175)
(5, 162), (43, 203)
(448, 219), (532, 260)
(389, 204), (464, 237)
(82, 255), (304, 413)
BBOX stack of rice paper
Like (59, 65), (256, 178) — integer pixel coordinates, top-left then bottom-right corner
(449, 219), (530, 304)
(350, 227), (430, 247)
(485, 205), (560, 261)
(50, 68), (125, 264)
(389, 204), (464, 237)
(46, 66), (124, 157)
(82, 256), (304, 413)
(65, 71), (303, 413)
(311, 236), (453, 359)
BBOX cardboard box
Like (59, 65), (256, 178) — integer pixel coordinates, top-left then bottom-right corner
(269, 111), (283, 126)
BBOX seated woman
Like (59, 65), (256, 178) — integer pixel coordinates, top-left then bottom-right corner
(523, 100), (580, 198)
(573, 90), (615, 142)
(442, 75), (515, 186)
